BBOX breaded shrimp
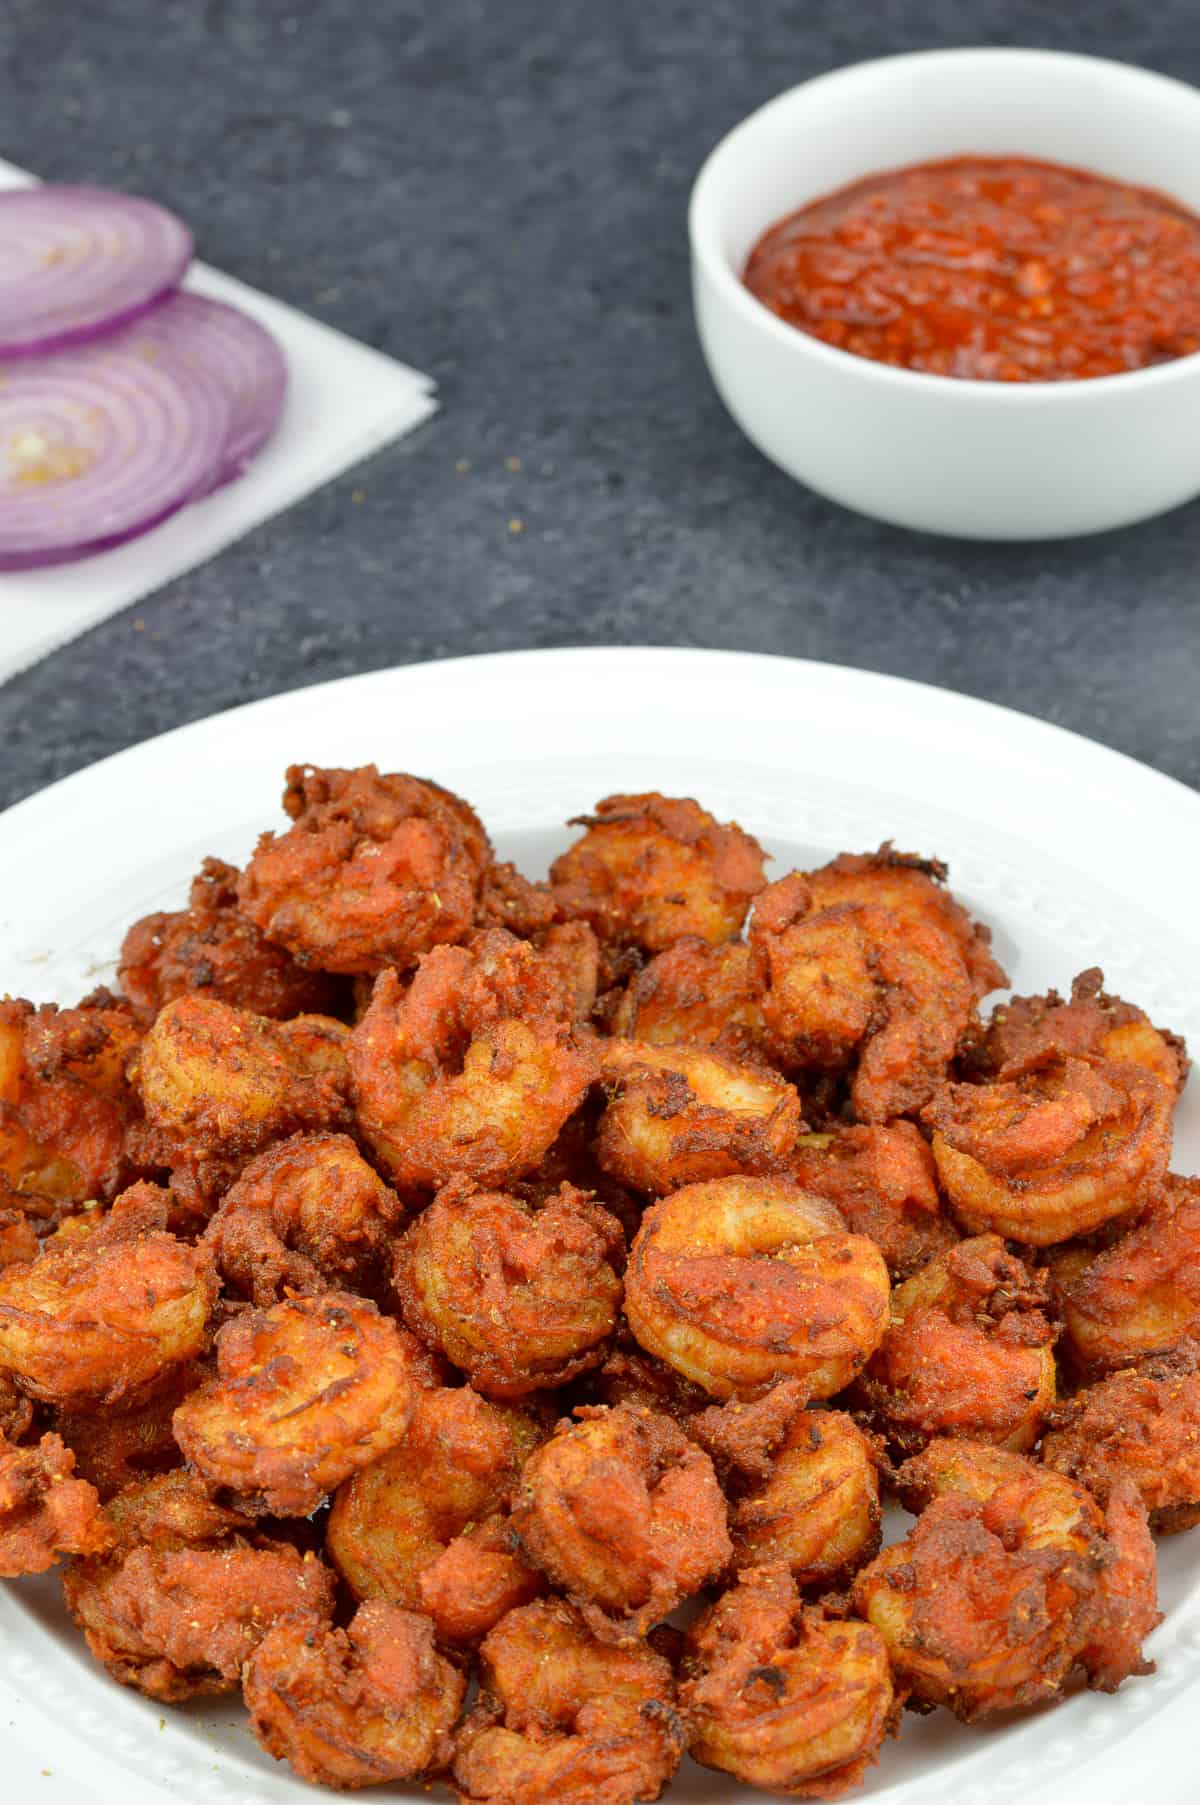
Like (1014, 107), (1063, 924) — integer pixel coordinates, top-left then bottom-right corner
(1050, 1176), (1200, 1372)
(63, 1469), (336, 1700)
(349, 930), (595, 1192)
(136, 995), (351, 1159)
(395, 1180), (623, 1397)
(971, 967), (1186, 1094)
(861, 1235), (1057, 1454)
(0, 991), (141, 1214)
(511, 1404), (730, 1642)
(243, 1602), (465, 1789)
(453, 1597), (684, 1805)
(925, 1055), (1173, 1245)
(0, 1429), (111, 1575)
(120, 856), (343, 1021)
(550, 793), (766, 950)
(0, 1183), (215, 1406)
(682, 1563), (896, 1798)
(327, 1384), (544, 1644)
(173, 1292), (422, 1515)
(593, 1038), (802, 1194)
(238, 763), (492, 974)
(1041, 1345), (1200, 1531)
(204, 1131), (405, 1306)
(785, 1121), (958, 1280)
(624, 1177), (890, 1400)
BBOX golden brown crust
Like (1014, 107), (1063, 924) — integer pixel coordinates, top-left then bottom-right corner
(453, 1597), (684, 1805)
(593, 1038), (802, 1194)
(348, 931), (596, 1192)
(120, 857), (344, 1021)
(1050, 1175), (1200, 1372)
(0, 992), (141, 1215)
(0, 1184), (216, 1407)
(203, 1131), (405, 1307)
(62, 1470), (336, 1701)
(327, 1384), (543, 1644)
(1041, 1344), (1200, 1527)
(926, 1055), (1173, 1245)
(0, 1430), (112, 1575)
(238, 763), (492, 975)
(860, 1235), (1057, 1455)
(395, 1181), (623, 1397)
(172, 1292), (421, 1515)
(550, 793), (765, 951)
(681, 1564), (896, 1797)
(243, 1602), (465, 1788)
(623, 1177), (890, 1400)
(784, 1121), (958, 1280)
(511, 1404), (730, 1642)
(970, 968), (1187, 1093)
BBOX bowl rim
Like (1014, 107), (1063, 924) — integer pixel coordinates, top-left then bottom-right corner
(688, 44), (1200, 404)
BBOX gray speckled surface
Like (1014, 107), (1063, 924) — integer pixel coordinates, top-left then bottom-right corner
(2, 0), (1199, 809)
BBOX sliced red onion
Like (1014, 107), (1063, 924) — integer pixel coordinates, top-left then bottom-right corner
(0, 185), (192, 357)
(0, 329), (230, 569)
(136, 292), (288, 487)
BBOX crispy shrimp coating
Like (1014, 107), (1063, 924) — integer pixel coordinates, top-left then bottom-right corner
(511, 1404), (730, 1642)
(550, 792), (766, 951)
(54, 1361), (203, 1498)
(682, 1564), (895, 1798)
(1081, 1479), (1160, 1692)
(453, 1597), (685, 1805)
(238, 763), (491, 975)
(593, 1038), (802, 1194)
(592, 1341), (713, 1424)
(327, 1384), (544, 1644)
(749, 874), (976, 1121)
(395, 1180), (623, 1397)
(475, 860), (558, 937)
(624, 1177), (890, 1401)
(848, 1436), (1097, 1718)
(0, 991), (140, 1213)
(0, 1371), (32, 1442)
(349, 930), (595, 1192)
(243, 1601), (464, 1790)
(1050, 1176), (1200, 1372)
(1042, 1345), (1200, 1530)
(802, 846), (1006, 999)
(119, 857), (344, 1021)
(607, 937), (766, 1058)
(0, 1183), (215, 1406)
(0, 1430), (111, 1575)
(925, 1055), (1173, 1246)
(173, 1292), (421, 1515)
(0, 1209), (38, 1269)
(136, 995), (351, 1160)
(971, 967), (1187, 1094)
(63, 1469), (336, 1700)
(204, 1131), (405, 1307)
(785, 1122), (959, 1280)
(725, 1409), (884, 1588)
(855, 1438), (1152, 1714)
(687, 1376), (813, 1483)
(861, 1235), (1057, 1455)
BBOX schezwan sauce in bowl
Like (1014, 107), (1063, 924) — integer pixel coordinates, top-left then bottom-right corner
(744, 157), (1200, 383)
(689, 50), (1200, 538)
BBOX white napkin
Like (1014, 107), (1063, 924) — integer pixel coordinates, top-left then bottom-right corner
(0, 159), (437, 684)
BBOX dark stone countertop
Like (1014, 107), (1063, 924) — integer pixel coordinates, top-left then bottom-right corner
(2, 0), (1198, 810)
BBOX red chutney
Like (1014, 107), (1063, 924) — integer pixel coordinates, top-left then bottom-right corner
(743, 156), (1200, 381)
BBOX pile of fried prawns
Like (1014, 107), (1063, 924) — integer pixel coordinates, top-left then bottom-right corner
(1, 767), (1196, 1800)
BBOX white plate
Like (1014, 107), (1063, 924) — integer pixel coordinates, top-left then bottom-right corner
(2, 646), (1199, 1805)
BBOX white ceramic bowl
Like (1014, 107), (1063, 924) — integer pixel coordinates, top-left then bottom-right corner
(689, 48), (1200, 539)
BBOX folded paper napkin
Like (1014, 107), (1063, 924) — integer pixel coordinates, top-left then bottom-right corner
(0, 159), (437, 684)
